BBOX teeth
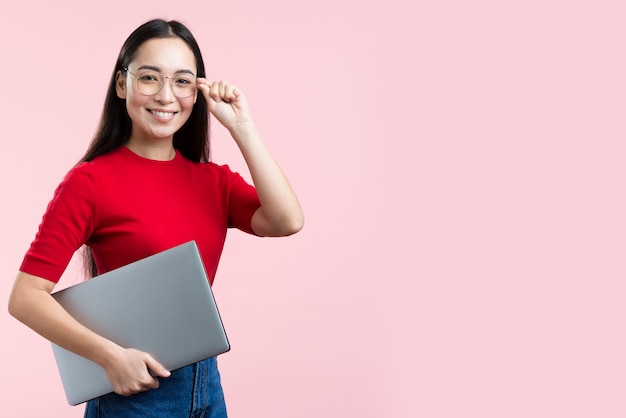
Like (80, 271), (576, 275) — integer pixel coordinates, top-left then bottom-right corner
(151, 110), (174, 117)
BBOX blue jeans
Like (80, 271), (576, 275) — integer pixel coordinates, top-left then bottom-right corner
(84, 357), (227, 418)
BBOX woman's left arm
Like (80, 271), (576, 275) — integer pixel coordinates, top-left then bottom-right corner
(197, 79), (304, 237)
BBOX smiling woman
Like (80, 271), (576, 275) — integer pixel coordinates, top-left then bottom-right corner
(117, 37), (199, 154)
(8, 18), (303, 418)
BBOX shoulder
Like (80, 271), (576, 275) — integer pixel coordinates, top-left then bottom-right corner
(68, 147), (136, 178)
(57, 148), (131, 192)
(188, 158), (234, 172)
(187, 159), (249, 181)
(204, 161), (239, 176)
(60, 161), (97, 188)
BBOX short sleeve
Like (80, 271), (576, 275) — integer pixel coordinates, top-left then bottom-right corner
(20, 164), (98, 283)
(225, 168), (261, 235)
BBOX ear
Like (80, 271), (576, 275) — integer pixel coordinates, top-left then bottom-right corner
(115, 70), (127, 99)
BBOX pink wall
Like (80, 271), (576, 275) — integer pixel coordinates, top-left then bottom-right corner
(1, 1), (625, 417)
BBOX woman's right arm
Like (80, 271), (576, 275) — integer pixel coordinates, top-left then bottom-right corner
(8, 271), (170, 395)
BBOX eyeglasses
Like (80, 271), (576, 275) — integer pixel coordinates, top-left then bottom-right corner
(124, 68), (197, 98)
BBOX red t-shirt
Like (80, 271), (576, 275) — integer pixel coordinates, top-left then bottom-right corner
(20, 146), (261, 285)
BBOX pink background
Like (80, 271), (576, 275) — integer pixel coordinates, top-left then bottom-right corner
(1, 1), (625, 417)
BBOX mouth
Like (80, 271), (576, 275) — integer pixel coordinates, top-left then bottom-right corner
(149, 109), (177, 118)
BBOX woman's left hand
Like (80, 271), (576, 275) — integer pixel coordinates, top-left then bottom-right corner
(197, 79), (253, 132)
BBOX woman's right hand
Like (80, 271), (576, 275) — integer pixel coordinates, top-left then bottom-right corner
(102, 347), (171, 396)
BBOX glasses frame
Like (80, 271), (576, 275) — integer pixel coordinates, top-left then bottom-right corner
(123, 67), (197, 98)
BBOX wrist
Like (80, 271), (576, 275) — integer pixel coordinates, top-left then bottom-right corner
(93, 339), (124, 369)
(228, 120), (258, 141)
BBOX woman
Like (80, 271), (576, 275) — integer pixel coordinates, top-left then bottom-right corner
(8, 18), (303, 417)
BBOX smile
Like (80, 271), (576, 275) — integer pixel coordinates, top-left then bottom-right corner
(150, 110), (176, 117)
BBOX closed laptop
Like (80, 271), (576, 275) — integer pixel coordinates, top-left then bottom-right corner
(50, 240), (230, 405)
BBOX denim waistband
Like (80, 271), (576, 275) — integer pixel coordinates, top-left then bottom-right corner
(84, 357), (227, 418)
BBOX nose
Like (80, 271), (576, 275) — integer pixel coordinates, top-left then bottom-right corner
(154, 78), (176, 103)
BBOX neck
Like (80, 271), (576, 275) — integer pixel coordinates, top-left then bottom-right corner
(125, 141), (176, 161)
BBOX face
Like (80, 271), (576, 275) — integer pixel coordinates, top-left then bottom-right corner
(116, 37), (197, 144)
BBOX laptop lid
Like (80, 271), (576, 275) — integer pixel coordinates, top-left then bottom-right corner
(50, 240), (230, 405)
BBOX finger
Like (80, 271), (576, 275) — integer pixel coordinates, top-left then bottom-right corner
(146, 376), (160, 390)
(211, 81), (224, 102)
(196, 78), (210, 93)
(224, 83), (238, 102)
(219, 80), (228, 99)
(145, 355), (171, 379)
(137, 370), (160, 392)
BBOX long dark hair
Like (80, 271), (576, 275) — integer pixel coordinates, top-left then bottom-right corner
(82, 19), (210, 277)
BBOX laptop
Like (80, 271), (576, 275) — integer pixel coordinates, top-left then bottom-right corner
(50, 240), (230, 405)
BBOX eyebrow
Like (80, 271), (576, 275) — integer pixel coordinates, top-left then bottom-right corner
(136, 65), (196, 76)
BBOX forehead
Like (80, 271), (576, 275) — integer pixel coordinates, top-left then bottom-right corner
(132, 37), (197, 72)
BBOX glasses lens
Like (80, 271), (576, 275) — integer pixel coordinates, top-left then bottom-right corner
(172, 75), (197, 98)
(136, 71), (163, 95)
(133, 71), (196, 98)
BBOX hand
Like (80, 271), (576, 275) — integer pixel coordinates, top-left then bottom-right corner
(103, 348), (170, 396)
(197, 79), (253, 132)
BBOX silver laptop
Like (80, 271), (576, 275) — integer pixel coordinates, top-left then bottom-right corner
(51, 240), (230, 405)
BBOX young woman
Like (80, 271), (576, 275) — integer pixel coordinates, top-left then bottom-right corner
(8, 18), (303, 418)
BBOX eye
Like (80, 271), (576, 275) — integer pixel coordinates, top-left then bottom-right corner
(138, 72), (161, 83)
(174, 76), (194, 85)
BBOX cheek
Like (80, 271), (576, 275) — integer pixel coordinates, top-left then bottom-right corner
(181, 96), (196, 112)
(126, 92), (150, 112)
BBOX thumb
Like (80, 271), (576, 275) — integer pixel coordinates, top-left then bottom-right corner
(145, 355), (171, 378)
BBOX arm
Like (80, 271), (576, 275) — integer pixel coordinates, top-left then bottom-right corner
(197, 79), (304, 237)
(8, 272), (170, 395)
